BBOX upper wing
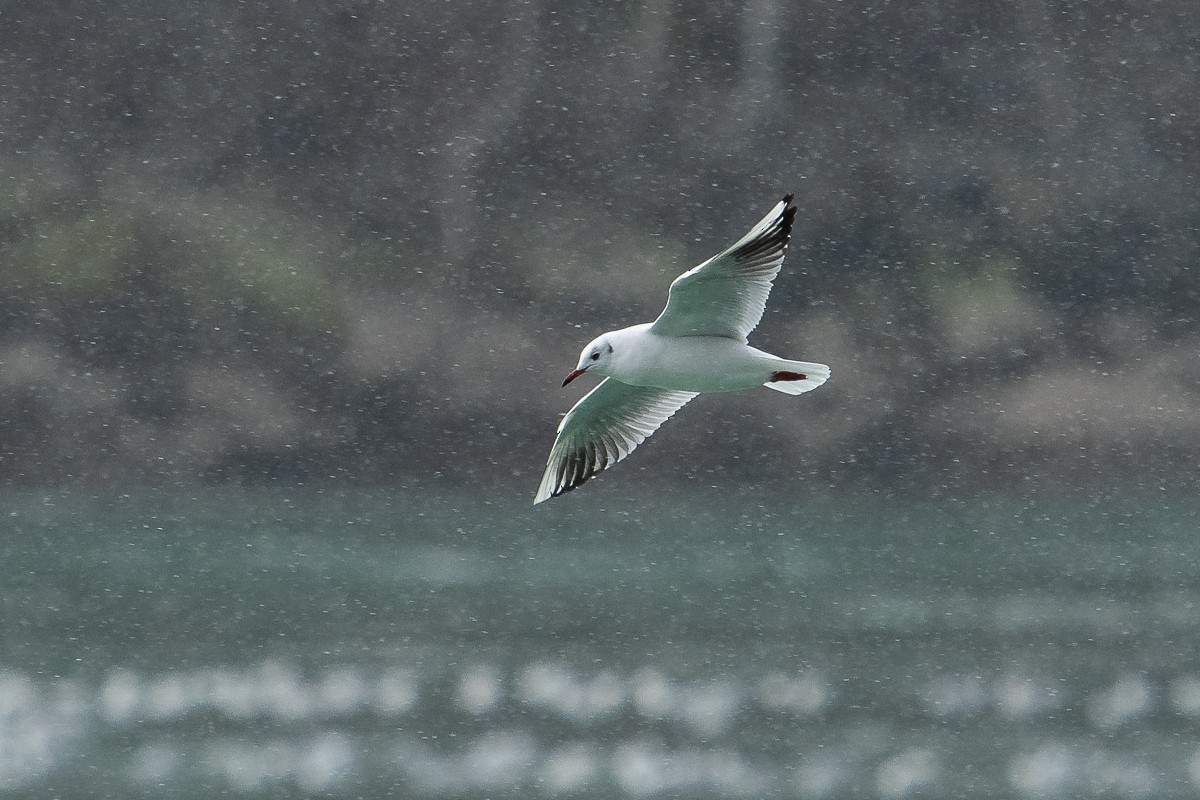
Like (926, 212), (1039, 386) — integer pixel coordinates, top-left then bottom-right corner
(649, 194), (797, 341)
(534, 378), (698, 504)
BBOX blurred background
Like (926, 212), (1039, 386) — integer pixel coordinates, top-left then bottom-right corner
(2, 0), (1199, 797)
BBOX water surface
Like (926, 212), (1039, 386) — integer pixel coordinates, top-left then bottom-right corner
(2, 485), (1197, 798)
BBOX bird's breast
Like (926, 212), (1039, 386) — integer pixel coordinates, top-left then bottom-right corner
(610, 334), (768, 393)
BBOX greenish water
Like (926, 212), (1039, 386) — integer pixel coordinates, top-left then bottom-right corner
(2, 485), (1199, 798)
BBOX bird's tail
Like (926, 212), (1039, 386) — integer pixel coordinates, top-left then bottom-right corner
(763, 360), (831, 395)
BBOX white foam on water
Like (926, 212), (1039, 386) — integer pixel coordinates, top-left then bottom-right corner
(1187, 748), (1200, 788)
(630, 669), (742, 734)
(0, 672), (85, 790)
(375, 668), (420, 715)
(1009, 743), (1159, 798)
(204, 733), (354, 793)
(518, 661), (575, 708)
(757, 670), (831, 716)
(1085, 673), (1153, 729)
(316, 667), (369, 715)
(3, 662), (1199, 796)
(145, 673), (193, 720)
(130, 742), (181, 785)
(96, 661), (425, 725)
(462, 730), (538, 788)
(296, 733), (356, 793)
(922, 675), (986, 717)
(455, 663), (503, 715)
(99, 669), (141, 724)
(393, 729), (538, 793)
(1081, 749), (1158, 797)
(393, 744), (462, 794)
(539, 743), (601, 792)
(518, 662), (627, 722)
(1009, 742), (1075, 796)
(258, 660), (315, 721)
(994, 673), (1063, 718)
(577, 670), (626, 719)
(791, 755), (848, 798)
(1169, 675), (1200, 716)
(612, 740), (765, 797)
(676, 680), (742, 736)
(0, 714), (51, 787)
(875, 748), (938, 799)
(631, 667), (674, 718)
(205, 738), (294, 792)
(207, 666), (262, 720)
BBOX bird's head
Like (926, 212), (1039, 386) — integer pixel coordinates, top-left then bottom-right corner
(562, 335), (615, 386)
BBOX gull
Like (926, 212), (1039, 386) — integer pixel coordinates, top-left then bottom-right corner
(534, 194), (830, 504)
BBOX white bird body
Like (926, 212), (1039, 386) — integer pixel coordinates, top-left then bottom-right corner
(593, 323), (828, 395)
(534, 195), (830, 504)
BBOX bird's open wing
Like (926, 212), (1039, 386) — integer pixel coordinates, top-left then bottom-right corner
(649, 194), (797, 341)
(534, 378), (697, 504)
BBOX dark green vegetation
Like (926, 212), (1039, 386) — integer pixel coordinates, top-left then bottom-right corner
(2, 1), (1198, 492)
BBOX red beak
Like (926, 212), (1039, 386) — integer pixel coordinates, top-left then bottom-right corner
(562, 367), (587, 387)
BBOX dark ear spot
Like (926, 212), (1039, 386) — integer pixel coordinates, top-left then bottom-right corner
(606, 343), (614, 354)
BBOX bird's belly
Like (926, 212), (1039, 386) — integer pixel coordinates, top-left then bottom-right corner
(616, 336), (768, 393)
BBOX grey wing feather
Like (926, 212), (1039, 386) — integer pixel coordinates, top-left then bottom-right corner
(650, 194), (797, 341)
(534, 378), (697, 503)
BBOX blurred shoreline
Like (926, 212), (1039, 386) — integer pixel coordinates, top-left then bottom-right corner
(1, 297), (1195, 491)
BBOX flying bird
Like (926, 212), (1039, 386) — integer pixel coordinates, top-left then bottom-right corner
(534, 195), (829, 504)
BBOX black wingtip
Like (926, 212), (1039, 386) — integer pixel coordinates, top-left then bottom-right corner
(726, 193), (797, 266)
(779, 194), (797, 233)
(779, 196), (797, 239)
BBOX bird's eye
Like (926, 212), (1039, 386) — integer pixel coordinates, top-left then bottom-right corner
(590, 352), (600, 361)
